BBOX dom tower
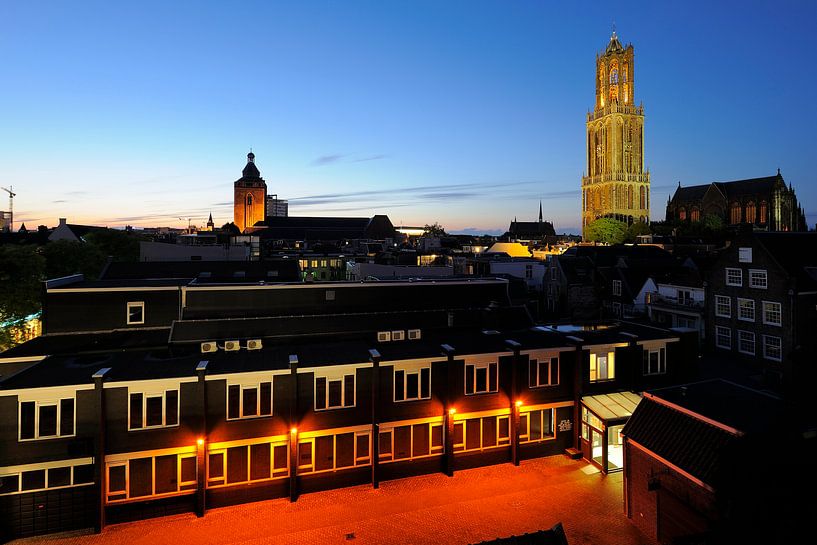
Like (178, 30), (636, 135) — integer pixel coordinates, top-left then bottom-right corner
(581, 31), (650, 238)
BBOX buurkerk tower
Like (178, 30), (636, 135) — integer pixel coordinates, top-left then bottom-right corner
(234, 152), (267, 232)
(582, 31), (650, 237)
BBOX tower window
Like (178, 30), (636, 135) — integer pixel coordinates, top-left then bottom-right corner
(610, 68), (618, 84)
(247, 194), (253, 206)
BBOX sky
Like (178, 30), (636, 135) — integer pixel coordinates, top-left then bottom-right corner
(1, 0), (816, 235)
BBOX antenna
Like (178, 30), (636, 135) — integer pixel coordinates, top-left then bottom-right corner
(1, 185), (15, 232)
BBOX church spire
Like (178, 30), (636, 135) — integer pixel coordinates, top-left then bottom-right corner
(538, 200), (543, 222)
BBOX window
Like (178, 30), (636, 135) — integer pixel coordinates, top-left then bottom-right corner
(762, 301), (782, 326)
(690, 208), (700, 222)
(643, 347), (667, 375)
(678, 207), (687, 221)
(678, 289), (693, 305)
(589, 352), (615, 382)
(738, 330), (755, 355)
(0, 461), (95, 496)
(227, 382), (272, 420)
(297, 431), (370, 473)
(715, 326), (731, 349)
(207, 441), (288, 487)
(314, 373), (355, 410)
(394, 366), (431, 402)
(129, 389), (179, 429)
(745, 203), (756, 224)
(612, 280), (622, 296)
(749, 270), (767, 289)
(529, 356), (559, 387)
(107, 452), (196, 503)
(737, 298), (755, 322)
(19, 398), (75, 440)
(126, 301), (145, 325)
(453, 414), (510, 452)
(759, 201), (767, 224)
(379, 421), (444, 462)
(464, 362), (498, 395)
(729, 202), (741, 224)
(726, 268), (742, 287)
(738, 247), (753, 263)
(581, 406), (604, 441)
(762, 335), (782, 362)
(715, 295), (731, 318)
(520, 409), (554, 443)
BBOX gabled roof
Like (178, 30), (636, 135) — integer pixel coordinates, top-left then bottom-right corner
(605, 32), (625, 54)
(671, 174), (785, 204)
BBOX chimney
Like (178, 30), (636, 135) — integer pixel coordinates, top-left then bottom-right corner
(58, 218), (67, 227)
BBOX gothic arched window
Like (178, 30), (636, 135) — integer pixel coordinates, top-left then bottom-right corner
(759, 201), (768, 224)
(627, 186), (634, 209)
(745, 201), (756, 224)
(247, 194), (253, 206)
(730, 202), (741, 224)
(639, 186), (646, 209)
(690, 207), (700, 222)
(679, 207), (687, 221)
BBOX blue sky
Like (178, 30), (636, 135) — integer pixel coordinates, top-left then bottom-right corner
(1, 1), (815, 234)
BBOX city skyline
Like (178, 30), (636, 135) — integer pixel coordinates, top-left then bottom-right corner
(2, 1), (816, 234)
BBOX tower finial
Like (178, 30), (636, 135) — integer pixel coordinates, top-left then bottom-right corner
(539, 200), (543, 222)
(612, 21), (616, 39)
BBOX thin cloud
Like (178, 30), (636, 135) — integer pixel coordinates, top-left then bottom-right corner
(311, 154), (346, 166)
(352, 154), (387, 163)
(52, 200), (68, 203)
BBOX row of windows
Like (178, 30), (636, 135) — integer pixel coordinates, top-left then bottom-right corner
(0, 462), (94, 496)
(725, 268), (767, 289)
(107, 453), (197, 503)
(714, 327), (782, 361)
(714, 295), (781, 326)
(19, 399), (75, 440)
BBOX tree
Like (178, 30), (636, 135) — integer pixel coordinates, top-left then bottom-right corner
(423, 222), (447, 237)
(42, 240), (106, 280)
(584, 218), (627, 244)
(0, 245), (45, 351)
(625, 220), (651, 242)
(84, 229), (141, 262)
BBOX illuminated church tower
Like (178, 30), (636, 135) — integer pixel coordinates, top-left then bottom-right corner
(581, 31), (650, 238)
(233, 151), (267, 232)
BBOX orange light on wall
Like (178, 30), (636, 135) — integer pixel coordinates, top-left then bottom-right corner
(515, 400), (523, 408)
(290, 427), (298, 435)
(196, 438), (204, 446)
(448, 408), (456, 416)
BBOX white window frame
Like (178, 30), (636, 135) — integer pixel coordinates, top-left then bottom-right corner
(126, 301), (145, 325)
(643, 347), (667, 375)
(226, 381), (273, 420)
(715, 326), (731, 349)
(129, 389), (179, 430)
(0, 459), (95, 496)
(519, 408), (555, 443)
(612, 280), (622, 296)
(105, 450), (197, 503)
(393, 366), (431, 402)
(296, 430), (371, 474)
(762, 301), (782, 326)
(206, 439), (289, 488)
(378, 420), (444, 463)
(762, 335), (782, 362)
(314, 373), (356, 411)
(529, 356), (559, 388)
(589, 351), (615, 382)
(737, 298), (755, 322)
(18, 397), (76, 441)
(714, 295), (731, 318)
(748, 269), (767, 289)
(464, 362), (498, 395)
(452, 414), (511, 452)
(737, 330), (756, 355)
(725, 268), (742, 287)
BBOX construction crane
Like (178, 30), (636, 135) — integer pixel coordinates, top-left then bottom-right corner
(1, 186), (15, 232)
(178, 216), (205, 233)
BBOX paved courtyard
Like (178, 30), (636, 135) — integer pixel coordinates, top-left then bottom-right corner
(13, 456), (655, 545)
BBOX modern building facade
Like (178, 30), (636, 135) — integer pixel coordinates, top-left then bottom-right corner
(0, 270), (694, 541)
(665, 172), (807, 232)
(581, 31), (650, 236)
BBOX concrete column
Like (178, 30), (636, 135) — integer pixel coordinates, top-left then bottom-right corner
(195, 360), (208, 517)
(506, 340), (521, 466)
(441, 344), (455, 477)
(92, 367), (111, 534)
(369, 349), (381, 489)
(288, 355), (299, 502)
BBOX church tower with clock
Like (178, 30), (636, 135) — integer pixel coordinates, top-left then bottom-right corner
(581, 31), (650, 238)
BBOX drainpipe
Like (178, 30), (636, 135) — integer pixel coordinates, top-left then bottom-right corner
(505, 340), (522, 466)
(369, 349), (381, 489)
(195, 360), (208, 517)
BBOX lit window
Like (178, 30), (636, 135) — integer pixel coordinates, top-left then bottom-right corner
(226, 382), (272, 420)
(106, 451), (197, 502)
(394, 366), (431, 402)
(749, 270), (767, 289)
(737, 298), (755, 322)
(0, 461), (94, 496)
(738, 247), (752, 263)
(19, 398), (75, 440)
(643, 347), (667, 375)
(452, 414), (510, 452)
(762, 335), (782, 361)
(529, 356), (559, 388)
(464, 362), (498, 395)
(379, 421), (444, 462)
(612, 280), (622, 296)
(589, 352), (615, 382)
(678, 207), (687, 221)
(127, 301), (145, 325)
(726, 268), (742, 287)
(715, 326), (731, 350)
(315, 374), (355, 410)
(519, 409), (555, 443)
(762, 301), (782, 326)
(730, 203), (741, 224)
(715, 295), (731, 318)
(690, 208), (700, 222)
(129, 390), (179, 429)
(737, 330), (755, 355)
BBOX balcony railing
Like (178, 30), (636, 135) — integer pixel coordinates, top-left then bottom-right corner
(587, 103), (644, 122)
(582, 172), (651, 185)
(646, 292), (704, 311)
